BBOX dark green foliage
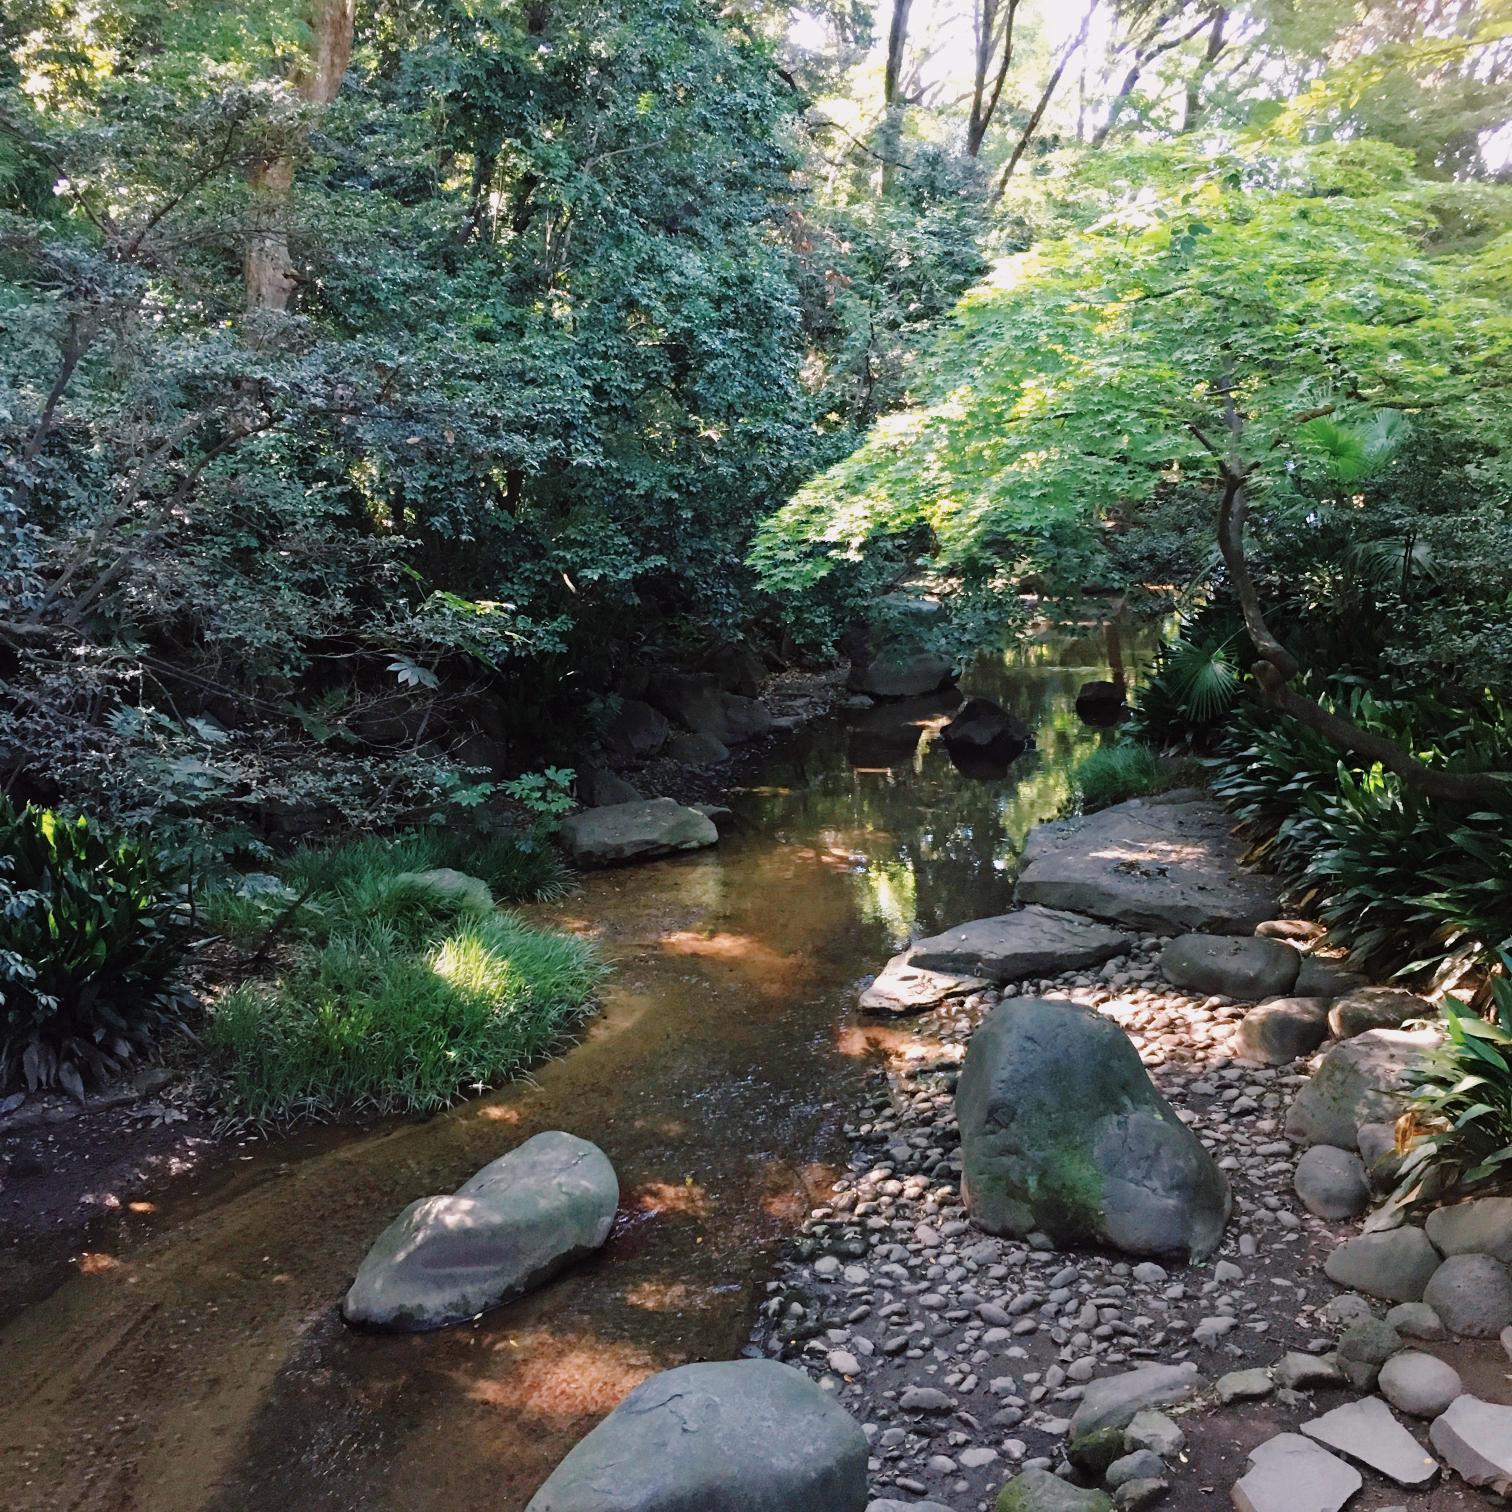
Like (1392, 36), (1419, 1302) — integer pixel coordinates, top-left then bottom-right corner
(1396, 972), (1512, 1203)
(1208, 691), (1512, 981)
(1126, 630), (1246, 750)
(0, 796), (186, 1095)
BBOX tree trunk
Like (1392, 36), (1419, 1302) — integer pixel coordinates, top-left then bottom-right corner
(966, 0), (1021, 157)
(244, 0), (357, 312)
(990, 0), (1095, 201)
(1180, 8), (1227, 132)
(879, 0), (914, 195)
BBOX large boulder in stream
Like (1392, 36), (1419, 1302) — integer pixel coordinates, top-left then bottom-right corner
(560, 798), (718, 867)
(939, 697), (1033, 760)
(343, 1132), (618, 1331)
(1015, 796), (1280, 934)
(957, 998), (1230, 1260)
(524, 1359), (869, 1512)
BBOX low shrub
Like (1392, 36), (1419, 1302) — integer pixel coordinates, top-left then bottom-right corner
(1207, 691), (1512, 982)
(0, 796), (186, 1095)
(208, 911), (603, 1124)
(1395, 972), (1512, 1204)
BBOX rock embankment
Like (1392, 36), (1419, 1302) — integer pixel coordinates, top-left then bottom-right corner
(745, 796), (1511, 1511)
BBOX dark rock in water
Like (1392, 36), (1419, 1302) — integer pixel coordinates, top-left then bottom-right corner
(523, 1359), (869, 1511)
(1075, 680), (1128, 727)
(343, 1132), (618, 1331)
(603, 698), (669, 762)
(940, 697), (1033, 760)
(957, 998), (1230, 1260)
(560, 798), (718, 866)
(849, 651), (957, 700)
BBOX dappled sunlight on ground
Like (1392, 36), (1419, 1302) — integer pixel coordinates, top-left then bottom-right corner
(460, 1330), (659, 1420)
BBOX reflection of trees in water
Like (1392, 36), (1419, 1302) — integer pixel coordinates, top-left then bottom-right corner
(740, 627), (1162, 945)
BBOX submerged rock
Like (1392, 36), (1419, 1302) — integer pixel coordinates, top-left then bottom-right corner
(343, 1132), (618, 1331)
(958, 998), (1229, 1259)
(1014, 798), (1280, 934)
(560, 797), (718, 866)
(1074, 680), (1127, 727)
(523, 1359), (869, 1511)
(940, 697), (1033, 760)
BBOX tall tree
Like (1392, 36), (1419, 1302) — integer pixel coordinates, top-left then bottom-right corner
(965, 0), (1022, 156)
(244, 0), (356, 311)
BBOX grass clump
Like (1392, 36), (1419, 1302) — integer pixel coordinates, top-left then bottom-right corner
(201, 829), (598, 1124)
(1069, 741), (1172, 812)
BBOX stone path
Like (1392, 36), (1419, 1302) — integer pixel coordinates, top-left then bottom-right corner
(746, 800), (1511, 1512)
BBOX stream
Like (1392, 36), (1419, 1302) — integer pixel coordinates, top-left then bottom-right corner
(0, 622), (1152, 1512)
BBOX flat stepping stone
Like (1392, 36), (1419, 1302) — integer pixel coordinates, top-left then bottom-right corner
(1232, 1432), (1361, 1512)
(905, 905), (1130, 983)
(858, 952), (990, 1014)
(1302, 1395), (1438, 1486)
(1014, 796), (1281, 933)
(1429, 1394), (1512, 1499)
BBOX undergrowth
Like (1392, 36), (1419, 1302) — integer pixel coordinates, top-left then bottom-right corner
(200, 829), (597, 1125)
(1069, 741), (1195, 813)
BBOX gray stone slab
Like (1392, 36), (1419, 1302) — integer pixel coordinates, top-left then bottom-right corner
(1302, 1395), (1439, 1486)
(1231, 1432), (1361, 1512)
(906, 905), (1130, 983)
(858, 951), (990, 1015)
(1429, 1394), (1512, 1499)
(1015, 798), (1280, 934)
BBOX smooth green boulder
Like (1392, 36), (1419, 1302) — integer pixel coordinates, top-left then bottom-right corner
(957, 999), (1230, 1260)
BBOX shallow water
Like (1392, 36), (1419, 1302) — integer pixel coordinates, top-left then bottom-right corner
(0, 623), (1151, 1512)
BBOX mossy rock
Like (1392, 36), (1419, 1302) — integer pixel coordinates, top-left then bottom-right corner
(1066, 1424), (1128, 1479)
(957, 998), (1230, 1260)
(996, 1467), (1113, 1511)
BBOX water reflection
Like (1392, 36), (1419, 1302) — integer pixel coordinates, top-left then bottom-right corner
(732, 622), (1158, 945)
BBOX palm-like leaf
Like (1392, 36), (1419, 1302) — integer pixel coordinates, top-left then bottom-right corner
(1167, 636), (1242, 722)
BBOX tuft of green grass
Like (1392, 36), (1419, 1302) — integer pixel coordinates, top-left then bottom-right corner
(207, 911), (603, 1125)
(199, 829), (595, 1125)
(1070, 741), (1171, 812)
